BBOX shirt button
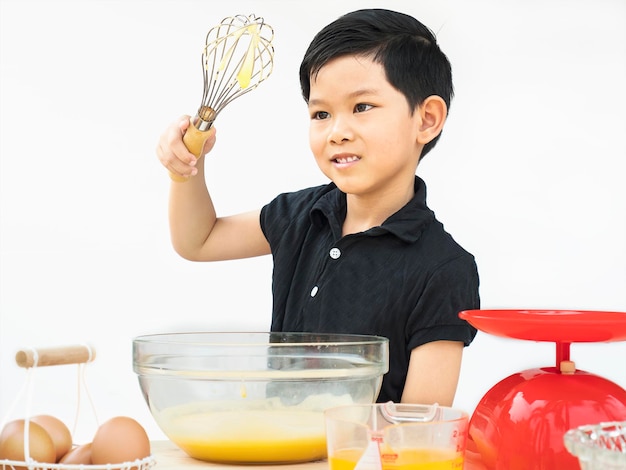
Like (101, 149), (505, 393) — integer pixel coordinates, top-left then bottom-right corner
(310, 286), (319, 297)
(329, 247), (341, 259)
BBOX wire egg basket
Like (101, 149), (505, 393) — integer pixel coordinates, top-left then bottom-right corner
(0, 459), (155, 470)
(0, 345), (156, 470)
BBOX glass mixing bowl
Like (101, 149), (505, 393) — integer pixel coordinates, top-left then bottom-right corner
(564, 421), (626, 469)
(132, 332), (389, 464)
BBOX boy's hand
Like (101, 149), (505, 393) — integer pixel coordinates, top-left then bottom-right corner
(156, 116), (217, 180)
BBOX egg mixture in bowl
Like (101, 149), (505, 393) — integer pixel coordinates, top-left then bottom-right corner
(132, 332), (389, 464)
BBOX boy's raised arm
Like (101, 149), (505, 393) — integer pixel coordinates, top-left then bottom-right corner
(156, 116), (270, 262)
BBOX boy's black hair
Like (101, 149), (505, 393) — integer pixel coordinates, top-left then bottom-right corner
(299, 8), (453, 159)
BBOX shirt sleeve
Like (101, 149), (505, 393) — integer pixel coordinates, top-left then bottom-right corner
(260, 184), (331, 251)
(406, 253), (480, 351)
(260, 192), (292, 250)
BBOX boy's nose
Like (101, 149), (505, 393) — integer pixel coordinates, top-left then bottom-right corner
(327, 117), (353, 144)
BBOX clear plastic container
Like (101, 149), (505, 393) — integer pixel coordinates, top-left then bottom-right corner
(564, 421), (626, 469)
(325, 402), (469, 470)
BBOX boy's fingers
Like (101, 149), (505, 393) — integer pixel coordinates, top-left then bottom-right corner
(177, 115), (191, 133)
(202, 127), (217, 155)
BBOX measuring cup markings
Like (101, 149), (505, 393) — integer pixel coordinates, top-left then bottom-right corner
(354, 433), (383, 470)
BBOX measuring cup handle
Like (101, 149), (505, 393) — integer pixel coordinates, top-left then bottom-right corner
(15, 344), (96, 368)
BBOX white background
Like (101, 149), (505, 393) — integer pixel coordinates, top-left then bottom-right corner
(1, 0), (625, 442)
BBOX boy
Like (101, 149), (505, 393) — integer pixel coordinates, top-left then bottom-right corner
(157, 8), (479, 405)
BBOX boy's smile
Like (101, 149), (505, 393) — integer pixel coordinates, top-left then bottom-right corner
(332, 153), (361, 167)
(307, 55), (424, 217)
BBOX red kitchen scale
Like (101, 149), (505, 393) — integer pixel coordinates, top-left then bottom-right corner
(459, 309), (626, 469)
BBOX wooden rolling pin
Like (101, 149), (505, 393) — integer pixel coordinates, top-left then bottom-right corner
(15, 344), (96, 368)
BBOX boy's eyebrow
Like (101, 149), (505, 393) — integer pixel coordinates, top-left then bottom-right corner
(308, 88), (380, 107)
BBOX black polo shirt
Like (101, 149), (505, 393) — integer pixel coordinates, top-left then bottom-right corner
(260, 176), (479, 403)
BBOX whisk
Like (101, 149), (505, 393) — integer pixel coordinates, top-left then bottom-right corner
(171, 13), (275, 182)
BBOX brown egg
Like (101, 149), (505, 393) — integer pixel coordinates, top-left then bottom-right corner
(0, 419), (56, 469)
(59, 442), (92, 464)
(30, 414), (72, 462)
(91, 416), (150, 466)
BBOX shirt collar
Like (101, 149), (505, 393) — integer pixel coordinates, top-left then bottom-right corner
(310, 176), (435, 243)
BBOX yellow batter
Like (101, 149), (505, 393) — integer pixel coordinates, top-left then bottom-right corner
(154, 394), (354, 463)
(166, 409), (326, 462)
(329, 448), (464, 470)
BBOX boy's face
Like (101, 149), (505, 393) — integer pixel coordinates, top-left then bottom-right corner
(307, 55), (423, 198)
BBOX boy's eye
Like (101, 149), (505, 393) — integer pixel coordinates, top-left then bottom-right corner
(312, 111), (330, 120)
(355, 103), (373, 113)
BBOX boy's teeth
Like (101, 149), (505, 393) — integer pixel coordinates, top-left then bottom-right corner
(336, 156), (359, 163)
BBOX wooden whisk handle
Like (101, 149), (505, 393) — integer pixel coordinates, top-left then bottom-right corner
(15, 344), (96, 368)
(169, 114), (215, 183)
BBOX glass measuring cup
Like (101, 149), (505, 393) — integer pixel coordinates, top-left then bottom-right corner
(325, 402), (468, 470)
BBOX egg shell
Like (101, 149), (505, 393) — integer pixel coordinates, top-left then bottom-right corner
(30, 414), (72, 462)
(91, 416), (150, 465)
(0, 419), (56, 469)
(59, 442), (92, 464)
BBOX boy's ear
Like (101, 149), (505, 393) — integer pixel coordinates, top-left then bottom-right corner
(417, 95), (447, 144)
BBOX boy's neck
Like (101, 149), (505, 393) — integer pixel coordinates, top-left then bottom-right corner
(342, 181), (415, 236)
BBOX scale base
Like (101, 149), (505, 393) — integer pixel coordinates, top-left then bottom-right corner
(466, 367), (626, 469)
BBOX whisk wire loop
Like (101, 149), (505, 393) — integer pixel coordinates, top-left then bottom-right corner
(197, 13), (274, 127)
